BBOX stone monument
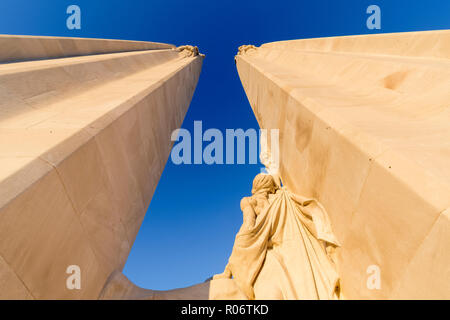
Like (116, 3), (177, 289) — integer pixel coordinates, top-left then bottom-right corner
(0, 35), (203, 299)
(235, 29), (450, 299)
(0, 30), (449, 300)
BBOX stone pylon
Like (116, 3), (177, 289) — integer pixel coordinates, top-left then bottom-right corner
(0, 35), (203, 299)
(235, 30), (450, 299)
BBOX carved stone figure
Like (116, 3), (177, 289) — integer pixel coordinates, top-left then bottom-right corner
(214, 173), (341, 300)
(237, 44), (257, 56)
(175, 45), (203, 57)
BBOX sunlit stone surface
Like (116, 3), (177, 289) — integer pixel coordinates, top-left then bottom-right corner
(235, 30), (450, 299)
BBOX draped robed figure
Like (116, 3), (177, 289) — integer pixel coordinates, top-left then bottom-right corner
(213, 173), (341, 300)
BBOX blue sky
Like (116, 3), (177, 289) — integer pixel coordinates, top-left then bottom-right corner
(0, 0), (449, 290)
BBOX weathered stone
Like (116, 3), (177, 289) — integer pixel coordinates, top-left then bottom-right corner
(235, 30), (450, 299)
(0, 35), (203, 299)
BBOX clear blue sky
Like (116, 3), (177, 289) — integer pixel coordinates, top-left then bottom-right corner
(0, 0), (449, 290)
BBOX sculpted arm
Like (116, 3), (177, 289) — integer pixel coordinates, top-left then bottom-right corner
(239, 197), (257, 232)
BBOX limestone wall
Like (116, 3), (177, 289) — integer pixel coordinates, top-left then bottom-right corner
(0, 36), (203, 299)
(0, 35), (174, 63)
(236, 30), (450, 299)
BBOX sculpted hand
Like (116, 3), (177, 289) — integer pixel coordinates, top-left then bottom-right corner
(213, 266), (232, 280)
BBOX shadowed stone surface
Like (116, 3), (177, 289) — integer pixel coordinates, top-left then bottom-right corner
(0, 35), (203, 299)
(99, 271), (210, 300)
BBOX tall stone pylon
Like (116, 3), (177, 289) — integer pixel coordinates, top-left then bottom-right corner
(0, 35), (203, 299)
(235, 30), (450, 299)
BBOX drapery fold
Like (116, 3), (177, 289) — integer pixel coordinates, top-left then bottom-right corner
(227, 188), (340, 300)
